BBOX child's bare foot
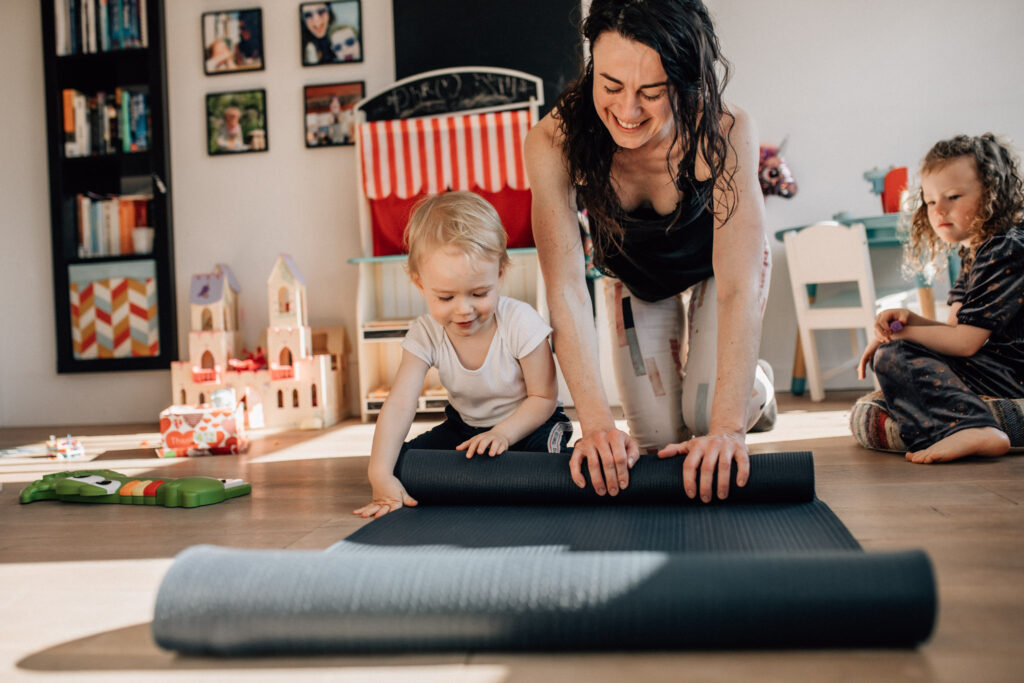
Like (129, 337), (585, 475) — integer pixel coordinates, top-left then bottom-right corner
(906, 427), (1010, 464)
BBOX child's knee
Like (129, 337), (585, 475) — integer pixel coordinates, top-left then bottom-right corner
(873, 339), (910, 381)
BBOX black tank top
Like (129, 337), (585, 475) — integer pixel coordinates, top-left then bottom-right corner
(591, 179), (714, 302)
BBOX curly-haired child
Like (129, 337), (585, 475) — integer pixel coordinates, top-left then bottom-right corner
(859, 133), (1024, 463)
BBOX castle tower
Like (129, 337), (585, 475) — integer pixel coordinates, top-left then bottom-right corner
(266, 254), (311, 367)
(187, 264), (242, 370)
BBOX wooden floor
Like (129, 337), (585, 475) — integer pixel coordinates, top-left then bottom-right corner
(1, 391), (1022, 682)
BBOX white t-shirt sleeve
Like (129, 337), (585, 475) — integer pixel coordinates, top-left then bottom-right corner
(400, 314), (438, 367)
(500, 297), (552, 359)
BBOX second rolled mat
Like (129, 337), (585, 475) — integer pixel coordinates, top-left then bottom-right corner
(394, 448), (815, 505)
(152, 449), (938, 654)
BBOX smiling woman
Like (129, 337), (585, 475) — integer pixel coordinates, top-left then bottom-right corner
(526, 0), (776, 504)
(591, 32), (673, 151)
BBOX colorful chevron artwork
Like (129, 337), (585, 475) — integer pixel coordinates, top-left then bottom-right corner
(71, 278), (159, 359)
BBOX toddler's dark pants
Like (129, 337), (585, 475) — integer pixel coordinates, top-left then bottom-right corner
(402, 405), (573, 455)
(873, 339), (1022, 451)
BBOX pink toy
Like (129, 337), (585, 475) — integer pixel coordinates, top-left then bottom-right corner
(759, 140), (798, 199)
(228, 347), (267, 372)
(159, 404), (248, 457)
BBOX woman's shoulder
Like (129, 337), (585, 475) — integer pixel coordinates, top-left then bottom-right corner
(525, 111), (564, 155)
(524, 111), (573, 192)
(721, 103), (758, 150)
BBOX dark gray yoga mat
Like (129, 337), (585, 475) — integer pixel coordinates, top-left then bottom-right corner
(152, 450), (937, 654)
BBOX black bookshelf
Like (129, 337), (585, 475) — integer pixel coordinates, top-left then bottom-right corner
(39, 0), (176, 373)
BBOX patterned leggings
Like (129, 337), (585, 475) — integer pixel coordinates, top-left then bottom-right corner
(601, 241), (773, 452)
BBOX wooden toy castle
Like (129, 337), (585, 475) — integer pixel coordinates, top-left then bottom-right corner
(170, 255), (343, 429)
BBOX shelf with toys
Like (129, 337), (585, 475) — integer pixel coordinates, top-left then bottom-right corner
(349, 249), (540, 420)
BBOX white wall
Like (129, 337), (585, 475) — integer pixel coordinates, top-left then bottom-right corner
(1, 0), (1022, 426)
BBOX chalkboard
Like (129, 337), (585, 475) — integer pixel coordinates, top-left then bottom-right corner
(393, 0), (581, 118)
(359, 69), (542, 121)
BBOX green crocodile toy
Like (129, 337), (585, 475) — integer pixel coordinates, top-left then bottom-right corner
(19, 470), (251, 508)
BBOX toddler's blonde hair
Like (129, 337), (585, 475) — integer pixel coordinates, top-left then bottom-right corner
(404, 191), (512, 277)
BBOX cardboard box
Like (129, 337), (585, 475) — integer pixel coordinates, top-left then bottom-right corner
(159, 404), (248, 457)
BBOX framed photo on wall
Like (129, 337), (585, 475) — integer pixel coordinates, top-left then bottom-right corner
(202, 9), (265, 75)
(206, 89), (268, 156)
(304, 81), (364, 147)
(300, 1), (363, 66)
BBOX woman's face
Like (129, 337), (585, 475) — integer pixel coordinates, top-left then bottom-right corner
(303, 4), (330, 38)
(331, 26), (360, 61)
(591, 31), (674, 150)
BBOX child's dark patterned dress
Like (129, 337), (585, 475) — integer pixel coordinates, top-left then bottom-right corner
(873, 225), (1024, 451)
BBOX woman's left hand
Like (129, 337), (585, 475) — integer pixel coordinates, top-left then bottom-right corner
(657, 432), (749, 502)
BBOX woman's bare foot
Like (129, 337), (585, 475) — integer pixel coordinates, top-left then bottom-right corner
(906, 427), (1010, 464)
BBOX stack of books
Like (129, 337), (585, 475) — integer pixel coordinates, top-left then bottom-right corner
(62, 87), (149, 157)
(54, 0), (149, 56)
(72, 192), (152, 258)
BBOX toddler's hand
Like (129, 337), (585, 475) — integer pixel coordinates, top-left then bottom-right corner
(858, 337), (883, 380)
(457, 430), (510, 458)
(873, 308), (910, 342)
(353, 475), (417, 518)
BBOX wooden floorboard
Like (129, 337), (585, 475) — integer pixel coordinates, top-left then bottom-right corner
(1, 391), (1022, 682)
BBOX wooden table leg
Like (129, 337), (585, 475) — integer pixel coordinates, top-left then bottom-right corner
(790, 283), (816, 396)
(791, 333), (807, 396)
(917, 286), (936, 320)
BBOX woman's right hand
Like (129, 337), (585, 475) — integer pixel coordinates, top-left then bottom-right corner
(352, 475), (418, 518)
(569, 427), (639, 496)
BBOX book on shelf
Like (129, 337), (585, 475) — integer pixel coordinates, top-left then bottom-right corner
(72, 192), (152, 259)
(54, 0), (149, 57)
(61, 86), (149, 157)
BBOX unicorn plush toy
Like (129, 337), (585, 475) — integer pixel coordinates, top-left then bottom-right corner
(759, 138), (798, 199)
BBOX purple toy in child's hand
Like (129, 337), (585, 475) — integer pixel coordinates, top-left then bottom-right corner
(889, 321), (904, 332)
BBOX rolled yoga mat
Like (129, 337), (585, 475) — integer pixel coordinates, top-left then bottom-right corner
(152, 450), (937, 654)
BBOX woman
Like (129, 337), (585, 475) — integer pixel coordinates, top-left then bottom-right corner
(301, 3), (337, 65)
(525, 0), (774, 503)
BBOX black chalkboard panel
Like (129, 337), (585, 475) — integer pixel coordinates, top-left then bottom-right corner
(393, 0), (581, 118)
(359, 69), (542, 121)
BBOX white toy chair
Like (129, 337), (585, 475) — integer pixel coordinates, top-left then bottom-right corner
(784, 221), (914, 402)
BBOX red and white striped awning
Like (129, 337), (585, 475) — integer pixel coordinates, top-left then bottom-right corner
(359, 109), (533, 200)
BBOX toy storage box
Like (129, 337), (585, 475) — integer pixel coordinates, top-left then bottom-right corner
(159, 404), (248, 457)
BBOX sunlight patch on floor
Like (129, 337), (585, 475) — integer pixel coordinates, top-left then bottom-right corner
(0, 455), (188, 486)
(249, 422), (381, 463)
(0, 430), (162, 459)
(747, 408), (854, 446)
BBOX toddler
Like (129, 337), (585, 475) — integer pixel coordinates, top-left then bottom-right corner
(859, 134), (1024, 463)
(354, 192), (572, 517)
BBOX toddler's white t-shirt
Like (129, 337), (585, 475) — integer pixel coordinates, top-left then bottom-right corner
(401, 296), (552, 427)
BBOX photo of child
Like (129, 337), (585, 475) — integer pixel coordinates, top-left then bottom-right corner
(202, 9), (265, 75)
(304, 81), (364, 147)
(206, 90), (268, 155)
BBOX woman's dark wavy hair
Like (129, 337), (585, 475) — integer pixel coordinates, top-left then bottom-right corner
(905, 133), (1024, 273)
(556, 0), (734, 262)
